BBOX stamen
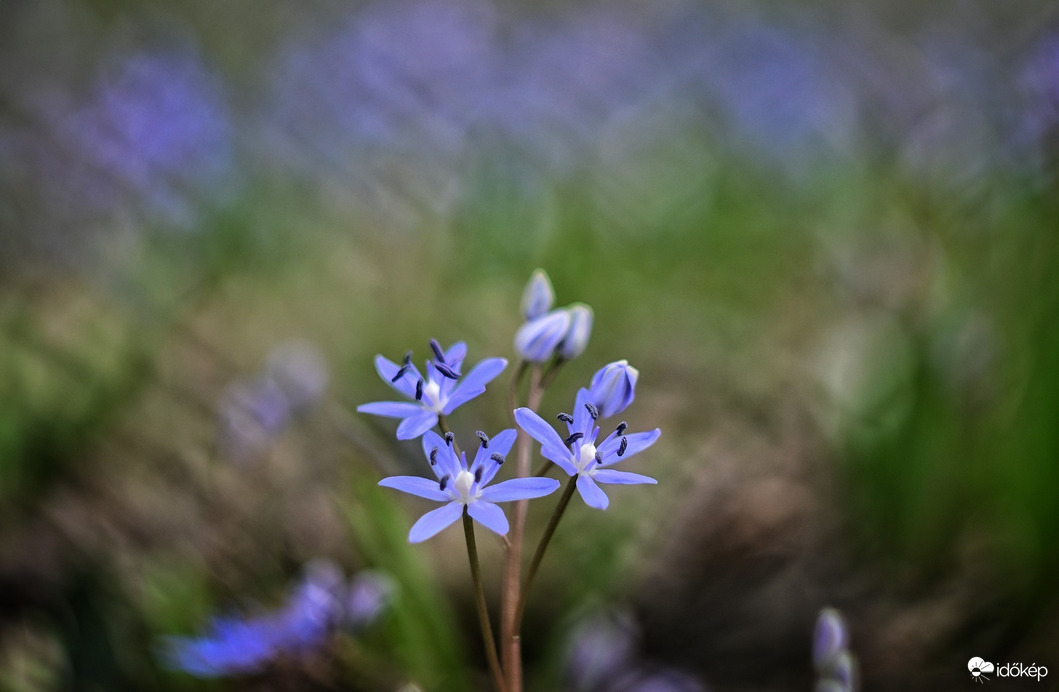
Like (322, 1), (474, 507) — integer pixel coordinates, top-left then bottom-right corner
(476, 431), (490, 448)
(429, 338), (446, 363)
(435, 362), (461, 380)
(565, 432), (584, 446)
(445, 432), (455, 446)
(585, 402), (599, 420)
(595, 451), (604, 465)
(557, 412), (574, 424)
(618, 436), (628, 457)
(429, 447), (438, 466)
(490, 453), (505, 465)
(439, 475), (450, 491)
(474, 467), (483, 483)
(615, 422), (627, 435)
(391, 365), (409, 382)
(402, 351), (413, 366)
(415, 378), (424, 401)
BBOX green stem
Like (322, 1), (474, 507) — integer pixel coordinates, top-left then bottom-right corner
(464, 511), (507, 692)
(513, 477), (578, 631)
(532, 460), (555, 477)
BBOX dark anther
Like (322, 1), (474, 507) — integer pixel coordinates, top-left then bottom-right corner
(565, 432), (584, 446)
(391, 365), (409, 382)
(439, 475), (450, 491)
(445, 432), (455, 446)
(435, 362), (461, 380)
(490, 453), (505, 465)
(476, 431), (490, 448)
(474, 467), (483, 483)
(557, 412), (574, 424)
(585, 402), (599, 420)
(403, 351), (413, 366)
(615, 422), (627, 435)
(595, 451), (604, 465)
(415, 378), (424, 401)
(618, 436), (628, 457)
(429, 338), (446, 363)
(429, 447), (438, 466)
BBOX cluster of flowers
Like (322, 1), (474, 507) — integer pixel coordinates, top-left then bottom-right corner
(358, 269), (659, 542)
(813, 608), (858, 692)
(161, 560), (393, 677)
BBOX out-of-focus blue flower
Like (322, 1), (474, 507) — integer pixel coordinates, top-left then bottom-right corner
(589, 360), (638, 418)
(813, 607), (857, 692)
(378, 429), (559, 542)
(357, 341), (507, 440)
(515, 388), (659, 510)
(161, 560), (368, 678)
(559, 303), (594, 360)
(521, 268), (555, 320)
(565, 609), (638, 692)
(346, 570), (396, 631)
(514, 309), (571, 363)
(266, 340), (330, 411)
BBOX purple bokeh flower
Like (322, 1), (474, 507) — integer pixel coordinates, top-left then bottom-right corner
(378, 429), (559, 542)
(588, 360), (638, 418)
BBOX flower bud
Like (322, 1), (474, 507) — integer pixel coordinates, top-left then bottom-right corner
(558, 303), (594, 360)
(514, 309), (571, 362)
(813, 608), (848, 673)
(521, 269), (555, 321)
(588, 360), (638, 417)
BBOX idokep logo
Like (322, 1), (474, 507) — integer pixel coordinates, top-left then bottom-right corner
(968, 657), (1048, 683)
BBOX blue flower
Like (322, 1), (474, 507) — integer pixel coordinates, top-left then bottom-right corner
(357, 340), (507, 439)
(558, 303), (594, 360)
(521, 268), (556, 320)
(379, 429), (560, 542)
(514, 388), (660, 510)
(515, 308), (571, 362)
(161, 560), (348, 677)
(588, 360), (638, 418)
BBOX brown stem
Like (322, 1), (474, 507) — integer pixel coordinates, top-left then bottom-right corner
(500, 364), (543, 692)
(513, 477), (578, 631)
(464, 511), (507, 692)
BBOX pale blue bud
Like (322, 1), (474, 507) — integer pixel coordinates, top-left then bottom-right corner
(588, 360), (638, 417)
(559, 304), (594, 360)
(515, 309), (571, 362)
(521, 269), (555, 321)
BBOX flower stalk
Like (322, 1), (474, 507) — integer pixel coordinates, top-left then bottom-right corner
(514, 476), (578, 632)
(464, 510), (507, 692)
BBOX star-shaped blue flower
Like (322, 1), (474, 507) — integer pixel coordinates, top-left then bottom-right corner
(357, 340), (507, 440)
(514, 388), (660, 510)
(379, 429), (560, 542)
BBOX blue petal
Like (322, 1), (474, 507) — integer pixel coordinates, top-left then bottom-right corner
(540, 445), (577, 476)
(571, 388), (596, 438)
(422, 430), (460, 479)
(396, 411), (439, 440)
(591, 470), (657, 485)
(480, 477), (560, 502)
(576, 475), (610, 510)
(467, 501), (509, 535)
(443, 341), (467, 370)
(514, 309), (570, 362)
(473, 428), (518, 486)
(514, 408), (568, 459)
(598, 429), (661, 462)
(357, 401), (424, 419)
(443, 358), (507, 415)
(408, 502), (463, 543)
(379, 475), (451, 501)
(374, 355), (422, 400)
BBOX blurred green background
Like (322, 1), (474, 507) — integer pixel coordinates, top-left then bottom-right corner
(2, 0), (1058, 690)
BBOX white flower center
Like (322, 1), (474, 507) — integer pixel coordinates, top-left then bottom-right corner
(422, 380), (444, 412)
(577, 442), (597, 473)
(454, 470), (476, 502)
